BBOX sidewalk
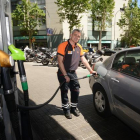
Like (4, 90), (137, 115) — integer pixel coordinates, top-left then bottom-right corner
(16, 62), (140, 140)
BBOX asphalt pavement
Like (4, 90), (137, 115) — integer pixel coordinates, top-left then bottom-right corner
(16, 61), (140, 140)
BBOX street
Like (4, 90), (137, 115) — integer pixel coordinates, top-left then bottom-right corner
(16, 62), (140, 140)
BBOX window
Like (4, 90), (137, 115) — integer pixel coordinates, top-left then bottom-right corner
(112, 52), (125, 71)
(112, 50), (140, 78)
(37, 0), (45, 4)
(13, 19), (18, 26)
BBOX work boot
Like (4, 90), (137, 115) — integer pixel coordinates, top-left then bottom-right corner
(64, 110), (72, 119)
(70, 108), (80, 117)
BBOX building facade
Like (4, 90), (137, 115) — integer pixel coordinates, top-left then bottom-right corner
(46, 0), (128, 49)
(11, 0), (48, 48)
(11, 0), (128, 49)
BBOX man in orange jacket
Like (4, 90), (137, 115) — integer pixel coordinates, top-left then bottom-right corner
(57, 29), (96, 119)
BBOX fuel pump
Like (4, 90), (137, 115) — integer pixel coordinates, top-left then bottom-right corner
(0, 50), (21, 140)
(8, 44), (33, 140)
(0, 50), (13, 140)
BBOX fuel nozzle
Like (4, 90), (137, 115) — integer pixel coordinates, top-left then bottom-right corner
(84, 73), (97, 78)
(8, 44), (26, 60)
(0, 50), (14, 67)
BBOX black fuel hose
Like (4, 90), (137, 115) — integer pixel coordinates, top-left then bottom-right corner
(17, 74), (95, 111)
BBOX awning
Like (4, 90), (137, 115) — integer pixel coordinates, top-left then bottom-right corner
(87, 40), (111, 44)
(14, 36), (48, 40)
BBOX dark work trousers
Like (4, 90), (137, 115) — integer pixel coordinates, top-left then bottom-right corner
(57, 69), (80, 112)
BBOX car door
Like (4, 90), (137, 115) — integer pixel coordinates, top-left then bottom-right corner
(108, 50), (140, 132)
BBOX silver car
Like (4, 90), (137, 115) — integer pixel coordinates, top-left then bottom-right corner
(89, 47), (140, 134)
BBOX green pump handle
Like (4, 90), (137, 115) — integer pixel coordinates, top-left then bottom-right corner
(8, 44), (26, 60)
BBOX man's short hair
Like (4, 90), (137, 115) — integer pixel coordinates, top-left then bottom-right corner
(72, 29), (81, 34)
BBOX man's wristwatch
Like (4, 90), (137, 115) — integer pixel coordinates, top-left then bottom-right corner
(64, 74), (68, 77)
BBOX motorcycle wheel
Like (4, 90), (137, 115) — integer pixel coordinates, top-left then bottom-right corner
(42, 60), (49, 65)
(52, 56), (58, 67)
(28, 58), (33, 62)
(36, 58), (41, 63)
(52, 61), (58, 67)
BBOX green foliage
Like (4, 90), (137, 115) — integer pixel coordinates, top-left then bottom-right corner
(91, 0), (115, 50)
(91, 0), (115, 31)
(12, 0), (45, 48)
(55, 0), (91, 33)
(117, 0), (140, 46)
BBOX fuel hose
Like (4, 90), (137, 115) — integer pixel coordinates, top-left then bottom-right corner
(17, 60), (34, 140)
(17, 74), (94, 111)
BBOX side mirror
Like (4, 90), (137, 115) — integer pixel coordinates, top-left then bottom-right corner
(97, 66), (107, 77)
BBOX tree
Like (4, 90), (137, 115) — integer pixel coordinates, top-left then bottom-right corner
(12, 0), (45, 48)
(91, 0), (115, 50)
(117, 0), (140, 47)
(55, 0), (91, 34)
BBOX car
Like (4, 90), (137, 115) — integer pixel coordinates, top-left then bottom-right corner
(114, 47), (126, 52)
(89, 47), (140, 134)
(102, 48), (116, 56)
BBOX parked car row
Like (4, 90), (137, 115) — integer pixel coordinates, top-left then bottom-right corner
(89, 47), (140, 135)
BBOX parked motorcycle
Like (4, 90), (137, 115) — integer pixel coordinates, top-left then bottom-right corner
(88, 50), (103, 67)
(34, 48), (46, 63)
(41, 49), (58, 66)
(79, 50), (103, 67)
(25, 49), (36, 62)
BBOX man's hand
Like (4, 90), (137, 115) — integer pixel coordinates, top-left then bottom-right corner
(65, 75), (70, 82)
(90, 70), (97, 75)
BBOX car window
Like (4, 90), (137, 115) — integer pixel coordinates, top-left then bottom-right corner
(103, 55), (114, 69)
(123, 51), (140, 78)
(112, 52), (125, 71)
(112, 50), (140, 78)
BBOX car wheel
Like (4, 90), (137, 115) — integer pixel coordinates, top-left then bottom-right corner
(93, 86), (111, 117)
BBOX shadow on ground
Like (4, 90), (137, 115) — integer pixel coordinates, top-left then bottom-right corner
(18, 88), (140, 140)
(78, 94), (140, 140)
(18, 88), (76, 140)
